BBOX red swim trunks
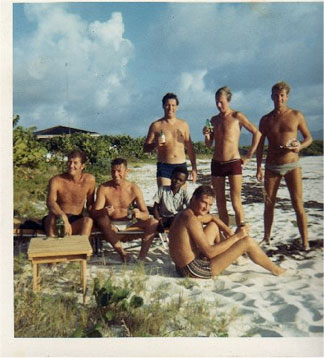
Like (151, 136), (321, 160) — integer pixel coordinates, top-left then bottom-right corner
(211, 159), (243, 177)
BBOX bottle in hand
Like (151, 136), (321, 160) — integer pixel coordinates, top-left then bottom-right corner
(56, 215), (65, 238)
(158, 130), (166, 145)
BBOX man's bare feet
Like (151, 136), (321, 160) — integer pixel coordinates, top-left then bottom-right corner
(272, 266), (286, 276)
(259, 238), (271, 247)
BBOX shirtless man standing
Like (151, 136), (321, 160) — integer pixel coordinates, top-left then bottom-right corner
(143, 92), (197, 186)
(169, 185), (285, 278)
(44, 150), (95, 237)
(203, 86), (261, 229)
(92, 158), (157, 262)
(256, 81), (312, 250)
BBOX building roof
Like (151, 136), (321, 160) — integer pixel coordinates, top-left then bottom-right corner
(34, 125), (100, 138)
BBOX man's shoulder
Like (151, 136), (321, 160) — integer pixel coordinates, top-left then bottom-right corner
(49, 173), (66, 183)
(175, 118), (189, 126)
(83, 172), (95, 182)
(151, 118), (164, 127)
(289, 108), (303, 118)
(260, 110), (274, 121)
(98, 180), (114, 190)
(232, 110), (246, 121)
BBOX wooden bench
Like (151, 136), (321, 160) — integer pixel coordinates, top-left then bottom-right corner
(14, 220), (168, 256)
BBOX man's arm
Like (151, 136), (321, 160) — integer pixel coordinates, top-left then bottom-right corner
(198, 213), (234, 238)
(143, 123), (157, 153)
(256, 117), (267, 181)
(184, 122), (197, 182)
(187, 214), (248, 258)
(91, 185), (114, 219)
(133, 185), (150, 221)
(238, 113), (261, 164)
(203, 116), (215, 148)
(46, 177), (72, 235)
(296, 111), (313, 152)
(85, 175), (96, 214)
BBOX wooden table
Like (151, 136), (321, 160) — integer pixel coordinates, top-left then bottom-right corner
(27, 235), (92, 296)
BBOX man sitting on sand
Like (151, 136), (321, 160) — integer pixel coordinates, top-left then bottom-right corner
(152, 166), (190, 233)
(92, 158), (157, 262)
(256, 81), (312, 250)
(143, 92), (197, 186)
(169, 185), (285, 278)
(203, 86), (261, 230)
(44, 149), (95, 237)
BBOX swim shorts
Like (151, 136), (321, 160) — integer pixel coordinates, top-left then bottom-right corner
(42, 213), (84, 229)
(157, 162), (187, 179)
(211, 159), (243, 177)
(265, 161), (301, 177)
(176, 257), (212, 279)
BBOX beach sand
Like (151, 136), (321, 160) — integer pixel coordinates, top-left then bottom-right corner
(86, 156), (323, 338)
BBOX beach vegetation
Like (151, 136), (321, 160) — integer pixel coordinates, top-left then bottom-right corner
(14, 257), (236, 338)
(177, 277), (199, 290)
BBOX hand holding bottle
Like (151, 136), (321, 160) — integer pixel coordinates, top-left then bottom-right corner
(203, 119), (213, 136)
(158, 130), (166, 146)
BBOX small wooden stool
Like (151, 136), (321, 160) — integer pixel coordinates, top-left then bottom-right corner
(27, 235), (92, 298)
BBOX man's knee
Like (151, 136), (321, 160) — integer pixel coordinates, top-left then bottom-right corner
(82, 217), (93, 233)
(240, 236), (256, 249)
(291, 199), (306, 215)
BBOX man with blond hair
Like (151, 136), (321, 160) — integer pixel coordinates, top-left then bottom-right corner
(203, 86), (261, 230)
(256, 81), (312, 250)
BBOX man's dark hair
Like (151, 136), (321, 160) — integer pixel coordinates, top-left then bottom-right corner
(162, 93), (179, 106)
(192, 185), (215, 199)
(171, 166), (189, 180)
(111, 157), (127, 167)
(68, 149), (87, 164)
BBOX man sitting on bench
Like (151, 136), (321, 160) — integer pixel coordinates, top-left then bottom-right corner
(92, 158), (157, 262)
(43, 149), (96, 237)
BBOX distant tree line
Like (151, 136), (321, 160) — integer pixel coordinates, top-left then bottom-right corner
(13, 118), (323, 175)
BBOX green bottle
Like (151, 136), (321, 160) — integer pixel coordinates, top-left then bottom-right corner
(205, 119), (213, 130)
(127, 203), (137, 223)
(56, 215), (65, 238)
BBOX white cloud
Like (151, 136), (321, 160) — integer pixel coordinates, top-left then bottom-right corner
(14, 4), (135, 131)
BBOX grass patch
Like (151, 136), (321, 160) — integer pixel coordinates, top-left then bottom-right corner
(14, 257), (236, 337)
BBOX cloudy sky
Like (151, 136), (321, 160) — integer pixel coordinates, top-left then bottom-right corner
(13, 2), (323, 141)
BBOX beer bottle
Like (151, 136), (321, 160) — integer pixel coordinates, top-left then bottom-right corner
(158, 130), (166, 145)
(56, 215), (65, 238)
(127, 203), (137, 223)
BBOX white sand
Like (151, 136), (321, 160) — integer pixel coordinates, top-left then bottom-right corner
(88, 156), (323, 338)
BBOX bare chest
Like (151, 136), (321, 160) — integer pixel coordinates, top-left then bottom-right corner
(213, 117), (240, 138)
(105, 187), (135, 209)
(58, 181), (88, 204)
(266, 115), (298, 134)
(158, 122), (185, 145)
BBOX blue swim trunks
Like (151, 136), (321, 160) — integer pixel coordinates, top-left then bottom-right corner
(156, 162), (187, 179)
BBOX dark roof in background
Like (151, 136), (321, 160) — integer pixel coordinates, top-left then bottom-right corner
(34, 125), (99, 135)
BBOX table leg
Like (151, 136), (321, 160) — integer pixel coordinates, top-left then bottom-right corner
(32, 263), (39, 292)
(80, 260), (87, 295)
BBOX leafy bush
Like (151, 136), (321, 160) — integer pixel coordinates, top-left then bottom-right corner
(13, 125), (47, 169)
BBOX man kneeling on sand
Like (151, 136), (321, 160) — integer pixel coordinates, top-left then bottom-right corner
(92, 158), (157, 262)
(169, 185), (285, 278)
